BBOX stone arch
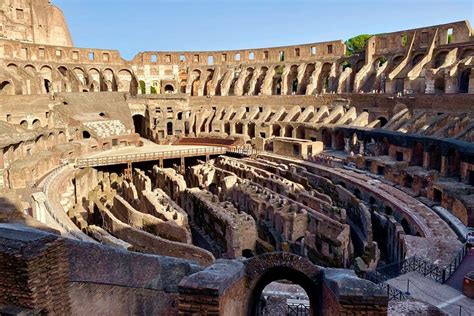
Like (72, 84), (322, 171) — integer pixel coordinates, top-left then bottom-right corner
(20, 120), (28, 129)
(272, 124), (281, 137)
(411, 141), (424, 166)
(459, 68), (471, 93)
(460, 48), (474, 60)
(300, 63), (316, 95)
(287, 65), (299, 95)
(434, 75), (445, 94)
(203, 69), (214, 96)
(73, 67), (86, 86)
(58, 66), (68, 77)
(317, 63), (332, 93)
(446, 148), (460, 177)
(0, 81), (13, 95)
(377, 116), (388, 128)
(24, 64), (37, 75)
(254, 66), (268, 95)
(133, 114), (147, 137)
(32, 119), (41, 129)
(164, 84), (175, 94)
(102, 68), (117, 91)
(118, 69), (138, 94)
(88, 68), (101, 92)
(321, 129), (332, 148)
(242, 67), (254, 95)
(272, 65), (284, 95)
(427, 144), (441, 171)
(411, 53), (424, 67)
(433, 51), (449, 68)
(7, 63), (18, 74)
(245, 252), (323, 316)
(390, 55), (404, 71)
(191, 69), (201, 96)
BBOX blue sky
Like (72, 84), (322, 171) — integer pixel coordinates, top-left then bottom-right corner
(54, 0), (473, 60)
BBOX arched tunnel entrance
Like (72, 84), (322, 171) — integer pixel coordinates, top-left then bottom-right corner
(246, 253), (322, 316)
(133, 114), (147, 138)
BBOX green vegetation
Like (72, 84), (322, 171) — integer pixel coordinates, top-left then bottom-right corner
(150, 86), (157, 94)
(139, 80), (146, 94)
(345, 34), (372, 56)
(448, 34), (453, 44)
(340, 61), (351, 71)
(378, 56), (387, 67)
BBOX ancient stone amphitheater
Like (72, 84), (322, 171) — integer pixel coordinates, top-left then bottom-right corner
(0, 1), (473, 315)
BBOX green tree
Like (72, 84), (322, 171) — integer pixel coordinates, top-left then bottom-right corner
(345, 34), (372, 56)
(150, 86), (157, 94)
(139, 80), (146, 94)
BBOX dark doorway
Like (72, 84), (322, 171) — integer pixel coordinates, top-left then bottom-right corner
(133, 114), (147, 137)
(459, 68), (471, 93)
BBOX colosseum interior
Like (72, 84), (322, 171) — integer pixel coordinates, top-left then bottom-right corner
(0, 1), (473, 315)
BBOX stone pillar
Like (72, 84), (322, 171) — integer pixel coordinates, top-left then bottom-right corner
(358, 141), (365, 155)
(423, 151), (430, 169)
(344, 138), (350, 153)
(440, 155), (448, 177)
(178, 261), (246, 315)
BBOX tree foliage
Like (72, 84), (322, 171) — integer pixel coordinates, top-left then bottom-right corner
(139, 80), (146, 94)
(150, 86), (157, 94)
(345, 34), (372, 56)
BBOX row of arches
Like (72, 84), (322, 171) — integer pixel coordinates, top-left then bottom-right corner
(5, 63), (138, 95)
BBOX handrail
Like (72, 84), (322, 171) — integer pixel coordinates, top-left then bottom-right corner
(75, 145), (259, 168)
(365, 243), (468, 285)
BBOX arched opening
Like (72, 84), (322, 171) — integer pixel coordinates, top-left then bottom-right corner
(427, 145), (441, 171)
(167, 122), (173, 136)
(390, 56), (404, 72)
(300, 63), (316, 95)
(401, 218), (412, 235)
(287, 65), (299, 95)
(318, 63), (332, 93)
(191, 70), (201, 96)
(254, 67), (268, 95)
(235, 123), (243, 134)
(411, 142), (424, 166)
(247, 266), (320, 316)
(58, 66), (68, 77)
(459, 68), (471, 93)
(180, 80), (187, 93)
(433, 52), (448, 68)
(248, 123), (256, 138)
(0, 81), (12, 95)
(377, 117), (388, 128)
(284, 126), (293, 138)
(32, 119), (41, 129)
(133, 114), (147, 138)
(411, 54), (424, 67)
(242, 249), (254, 258)
(44, 79), (51, 93)
(334, 131), (344, 150)
(272, 125), (281, 137)
(321, 129), (332, 148)
(203, 69), (214, 96)
(242, 68), (254, 95)
(272, 66), (284, 95)
(82, 131), (91, 139)
(20, 120), (28, 129)
(164, 85), (175, 94)
(224, 122), (231, 135)
(446, 148), (460, 178)
(434, 76), (445, 94)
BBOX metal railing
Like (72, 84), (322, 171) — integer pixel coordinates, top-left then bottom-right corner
(366, 244), (468, 285)
(76, 147), (229, 168)
(75, 145), (260, 168)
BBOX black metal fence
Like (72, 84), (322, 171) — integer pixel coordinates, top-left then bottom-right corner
(366, 243), (468, 285)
